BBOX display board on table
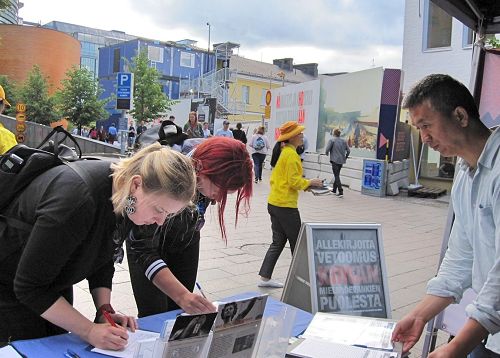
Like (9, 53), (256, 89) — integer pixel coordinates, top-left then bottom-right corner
(282, 222), (391, 318)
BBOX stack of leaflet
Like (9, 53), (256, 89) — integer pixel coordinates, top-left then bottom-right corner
(289, 312), (403, 358)
(309, 184), (333, 196)
(144, 294), (268, 358)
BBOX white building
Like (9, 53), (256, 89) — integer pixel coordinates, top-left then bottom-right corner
(402, 0), (478, 185)
(402, 0), (476, 93)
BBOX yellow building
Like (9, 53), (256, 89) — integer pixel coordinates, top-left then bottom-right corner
(227, 56), (317, 124)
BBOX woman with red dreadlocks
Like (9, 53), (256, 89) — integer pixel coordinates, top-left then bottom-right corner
(125, 137), (253, 316)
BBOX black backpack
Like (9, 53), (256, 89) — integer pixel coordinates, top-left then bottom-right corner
(0, 126), (114, 232)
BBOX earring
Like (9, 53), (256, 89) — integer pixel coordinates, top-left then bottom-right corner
(125, 195), (137, 215)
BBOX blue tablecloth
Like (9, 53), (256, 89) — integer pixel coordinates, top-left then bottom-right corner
(11, 292), (312, 357)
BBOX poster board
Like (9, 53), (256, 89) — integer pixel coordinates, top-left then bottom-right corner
(282, 223), (391, 319)
(361, 159), (387, 197)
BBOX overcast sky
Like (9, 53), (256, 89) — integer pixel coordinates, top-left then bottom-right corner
(20, 0), (405, 74)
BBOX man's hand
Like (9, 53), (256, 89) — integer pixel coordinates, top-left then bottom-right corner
(391, 314), (427, 354)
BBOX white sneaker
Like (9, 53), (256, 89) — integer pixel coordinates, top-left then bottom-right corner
(258, 279), (284, 288)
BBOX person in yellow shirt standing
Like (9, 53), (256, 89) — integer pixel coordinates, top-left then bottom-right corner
(258, 121), (323, 288)
(0, 85), (17, 155)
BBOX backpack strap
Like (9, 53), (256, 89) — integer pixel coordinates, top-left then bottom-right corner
(37, 126), (82, 159)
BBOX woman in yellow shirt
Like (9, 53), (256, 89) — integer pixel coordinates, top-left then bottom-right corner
(258, 121), (323, 288)
(0, 85), (17, 155)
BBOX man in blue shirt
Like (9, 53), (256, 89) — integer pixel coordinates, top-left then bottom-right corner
(392, 74), (499, 358)
(215, 120), (233, 138)
(107, 123), (118, 144)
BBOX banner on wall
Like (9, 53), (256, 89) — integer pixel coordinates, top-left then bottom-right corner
(479, 50), (500, 129)
(318, 68), (384, 157)
(269, 80), (320, 150)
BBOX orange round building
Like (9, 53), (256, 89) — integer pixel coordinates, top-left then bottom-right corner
(0, 25), (80, 94)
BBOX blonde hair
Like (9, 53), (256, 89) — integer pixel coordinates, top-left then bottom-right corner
(111, 143), (196, 215)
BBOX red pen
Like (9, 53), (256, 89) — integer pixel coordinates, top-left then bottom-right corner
(102, 310), (117, 327)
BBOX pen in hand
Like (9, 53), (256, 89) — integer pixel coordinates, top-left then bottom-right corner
(195, 282), (207, 299)
(102, 310), (117, 327)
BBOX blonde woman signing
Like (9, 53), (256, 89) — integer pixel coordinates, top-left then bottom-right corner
(0, 144), (196, 350)
(258, 121), (323, 287)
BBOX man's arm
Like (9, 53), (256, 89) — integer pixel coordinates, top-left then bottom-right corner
(428, 318), (489, 357)
(325, 139), (332, 155)
(392, 294), (454, 353)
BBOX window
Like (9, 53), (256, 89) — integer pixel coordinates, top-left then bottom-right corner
(420, 146), (456, 180)
(180, 52), (195, 68)
(463, 26), (475, 47)
(113, 48), (121, 73)
(424, 0), (452, 49)
(242, 85), (250, 104)
(81, 57), (97, 78)
(148, 45), (164, 63)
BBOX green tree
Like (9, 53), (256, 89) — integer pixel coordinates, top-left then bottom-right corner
(0, 75), (18, 117)
(55, 66), (107, 133)
(128, 49), (171, 122)
(0, 0), (11, 10)
(18, 65), (59, 125)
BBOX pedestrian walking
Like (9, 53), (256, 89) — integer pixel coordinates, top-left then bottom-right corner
(325, 128), (350, 197)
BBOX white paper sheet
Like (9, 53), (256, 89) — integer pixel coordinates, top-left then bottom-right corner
(291, 339), (398, 358)
(0, 346), (22, 358)
(91, 329), (160, 358)
(301, 313), (395, 350)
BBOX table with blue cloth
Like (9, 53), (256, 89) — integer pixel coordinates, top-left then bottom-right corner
(10, 292), (312, 357)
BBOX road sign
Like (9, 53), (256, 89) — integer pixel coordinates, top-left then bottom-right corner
(264, 105), (271, 119)
(116, 72), (133, 110)
(16, 133), (25, 143)
(16, 103), (26, 112)
(265, 90), (272, 106)
(16, 113), (26, 122)
(16, 122), (26, 132)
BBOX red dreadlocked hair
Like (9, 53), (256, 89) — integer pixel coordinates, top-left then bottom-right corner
(191, 137), (253, 242)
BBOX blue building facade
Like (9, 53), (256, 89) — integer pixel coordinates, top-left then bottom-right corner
(98, 38), (215, 119)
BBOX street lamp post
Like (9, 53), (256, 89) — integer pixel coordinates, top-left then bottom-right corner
(206, 22), (211, 73)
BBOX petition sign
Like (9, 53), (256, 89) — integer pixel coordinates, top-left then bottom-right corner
(312, 228), (387, 318)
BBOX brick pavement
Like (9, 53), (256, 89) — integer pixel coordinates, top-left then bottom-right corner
(75, 167), (451, 357)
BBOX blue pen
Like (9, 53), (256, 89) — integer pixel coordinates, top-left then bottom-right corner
(352, 344), (368, 349)
(67, 349), (81, 358)
(195, 282), (207, 298)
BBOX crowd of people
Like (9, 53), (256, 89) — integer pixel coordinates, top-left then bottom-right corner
(1, 73), (498, 357)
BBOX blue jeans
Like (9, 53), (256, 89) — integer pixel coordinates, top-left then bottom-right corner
(252, 153), (266, 181)
(468, 343), (500, 358)
(331, 162), (343, 194)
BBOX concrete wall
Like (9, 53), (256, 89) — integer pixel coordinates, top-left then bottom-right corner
(1, 114), (120, 154)
(263, 150), (409, 196)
